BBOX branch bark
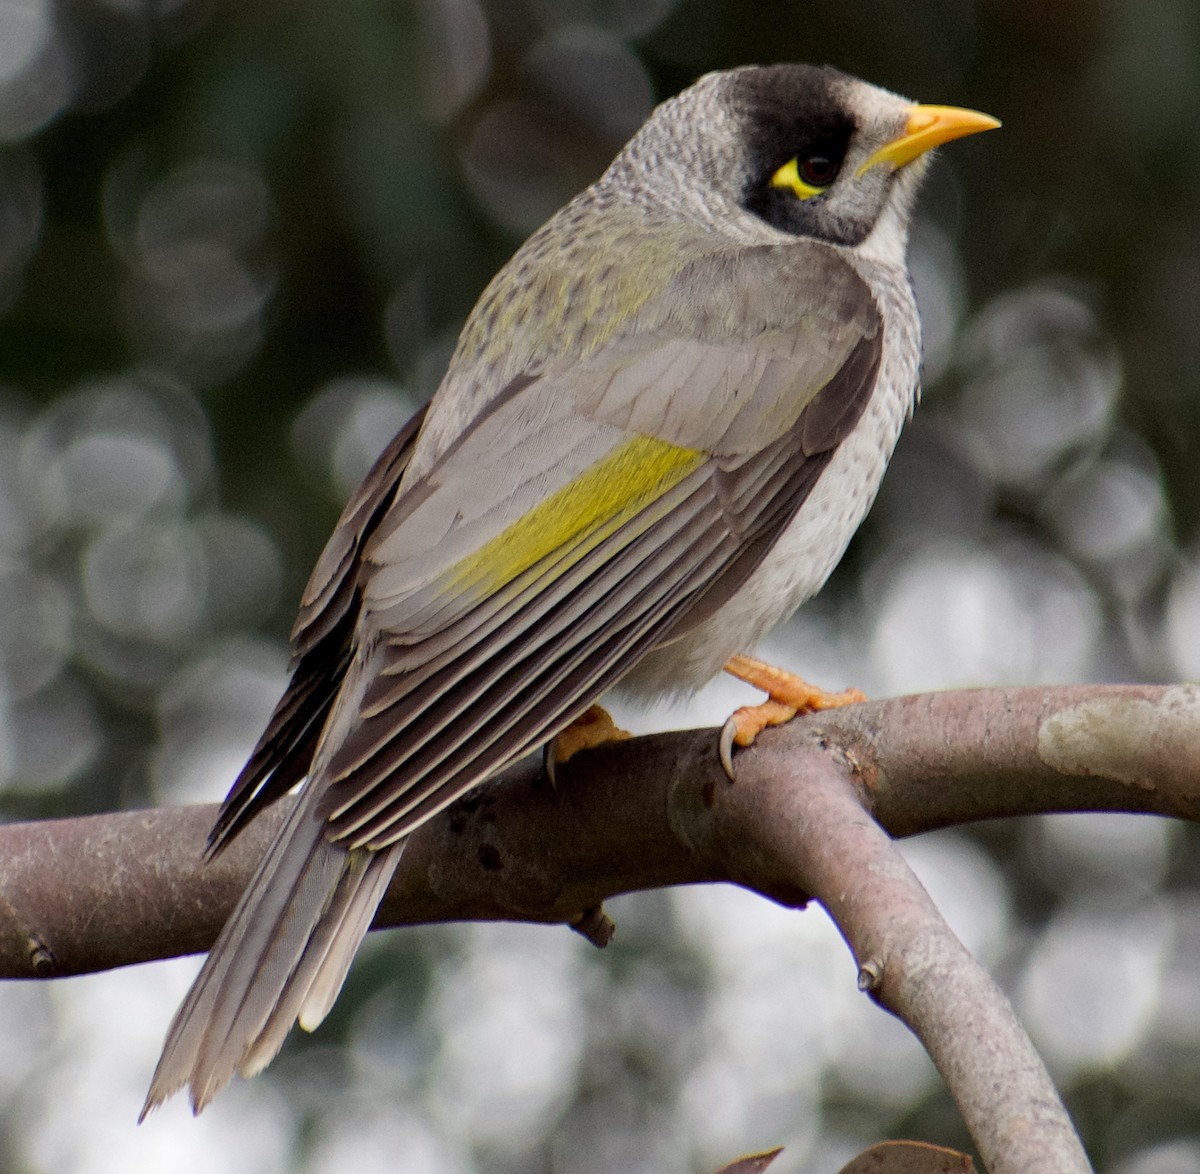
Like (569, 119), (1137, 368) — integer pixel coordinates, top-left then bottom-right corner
(4, 683), (1196, 981)
(3, 683), (1198, 1169)
(735, 739), (1090, 1172)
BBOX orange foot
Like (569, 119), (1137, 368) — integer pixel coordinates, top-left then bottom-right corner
(545, 704), (632, 784)
(719, 654), (866, 778)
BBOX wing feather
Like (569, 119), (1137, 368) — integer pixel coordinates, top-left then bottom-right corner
(324, 487), (728, 843)
(210, 247), (882, 857)
(205, 404), (429, 854)
(318, 324), (881, 848)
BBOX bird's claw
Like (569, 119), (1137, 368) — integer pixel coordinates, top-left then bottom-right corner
(544, 704), (632, 785)
(719, 717), (738, 780)
(719, 699), (800, 779)
(718, 655), (866, 779)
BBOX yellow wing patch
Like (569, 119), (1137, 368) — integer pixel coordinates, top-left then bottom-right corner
(453, 434), (705, 594)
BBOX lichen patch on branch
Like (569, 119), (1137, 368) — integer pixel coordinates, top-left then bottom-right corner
(1037, 686), (1200, 794)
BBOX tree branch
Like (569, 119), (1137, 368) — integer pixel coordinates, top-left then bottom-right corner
(3, 683), (1195, 981)
(733, 737), (1090, 1172)
(3, 683), (1197, 1168)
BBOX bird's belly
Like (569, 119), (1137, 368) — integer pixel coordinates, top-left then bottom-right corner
(618, 361), (916, 701)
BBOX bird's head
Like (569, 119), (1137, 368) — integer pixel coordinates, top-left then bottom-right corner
(610, 63), (999, 264)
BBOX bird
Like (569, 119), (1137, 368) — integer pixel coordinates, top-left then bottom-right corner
(141, 63), (998, 1117)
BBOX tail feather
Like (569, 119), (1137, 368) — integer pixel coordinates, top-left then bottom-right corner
(297, 847), (401, 1031)
(139, 790), (403, 1119)
(240, 844), (401, 1078)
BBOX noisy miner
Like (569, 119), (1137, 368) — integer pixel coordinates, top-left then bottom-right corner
(142, 63), (999, 1116)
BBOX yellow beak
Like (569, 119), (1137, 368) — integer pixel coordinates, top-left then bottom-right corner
(858, 104), (1001, 175)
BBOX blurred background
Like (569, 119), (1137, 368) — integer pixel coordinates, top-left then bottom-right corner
(0, 0), (1198, 1170)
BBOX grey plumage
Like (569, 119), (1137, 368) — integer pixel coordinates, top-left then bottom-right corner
(142, 63), (996, 1117)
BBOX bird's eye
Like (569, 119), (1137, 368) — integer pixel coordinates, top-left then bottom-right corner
(770, 153), (841, 200)
(799, 155), (838, 186)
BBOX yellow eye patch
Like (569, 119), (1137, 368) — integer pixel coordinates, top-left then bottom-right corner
(770, 157), (828, 200)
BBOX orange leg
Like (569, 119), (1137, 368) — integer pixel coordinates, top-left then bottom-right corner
(719, 654), (866, 778)
(544, 704), (632, 784)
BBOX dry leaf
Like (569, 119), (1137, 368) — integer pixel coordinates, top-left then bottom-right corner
(836, 1139), (974, 1174)
(712, 1146), (785, 1173)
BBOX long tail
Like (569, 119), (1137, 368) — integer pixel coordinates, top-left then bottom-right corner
(140, 787), (403, 1118)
